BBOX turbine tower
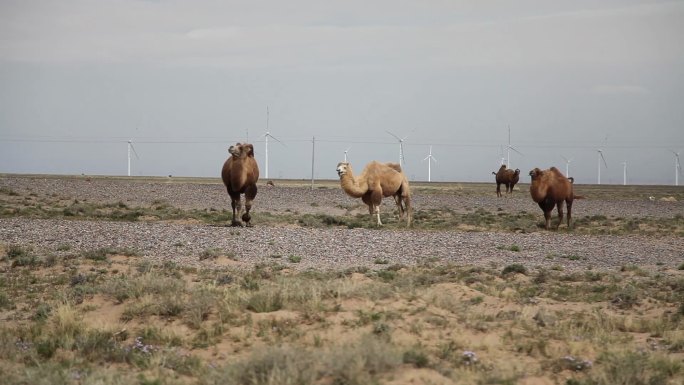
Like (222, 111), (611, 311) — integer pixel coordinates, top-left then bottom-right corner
(343, 146), (351, 162)
(422, 145), (438, 182)
(506, 125), (523, 169)
(561, 155), (573, 177)
(622, 161), (627, 186)
(262, 106), (284, 179)
(596, 149), (608, 185)
(127, 140), (139, 177)
(386, 130), (412, 168)
(671, 150), (682, 186)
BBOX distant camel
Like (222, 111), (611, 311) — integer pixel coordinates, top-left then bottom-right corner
(221, 143), (259, 227)
(492, 165), (521, 197)
(336, 161), (412, 226)
(528, 167), (583, 229)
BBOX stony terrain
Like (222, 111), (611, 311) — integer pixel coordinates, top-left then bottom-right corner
(1, 174), (683, 273)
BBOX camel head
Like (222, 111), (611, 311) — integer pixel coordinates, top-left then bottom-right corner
(229, 143), (254, 158)
(529, 168), (543, 180)
(514, 169), (521, 176)
(336, 162), (351, 178)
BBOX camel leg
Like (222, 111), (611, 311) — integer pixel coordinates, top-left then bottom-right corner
(370, 190), (383, 226)
(556, 200), (565, 230)
(393, 195), (405, 220)
(403, 195), (412, 227)
(566, 199), (573, 228)
(539, 199), (555, 229)
(242, 185), (257, 227)
(496, 183), (502, 197)
(227, 189), (243, 227)
(231, 197), (243, 227)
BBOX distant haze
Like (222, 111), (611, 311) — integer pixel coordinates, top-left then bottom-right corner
(1, 1), (683, 184)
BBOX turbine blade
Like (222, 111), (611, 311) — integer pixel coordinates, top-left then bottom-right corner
(268, 134), (287, 146)
(386, 130), (401, 141)
(432, 156), (438, 164)
(600, 152), (608, 168)
(402, 128), (416, 141)
(509, 146), (524, 156)
(130, 143), (140, 159)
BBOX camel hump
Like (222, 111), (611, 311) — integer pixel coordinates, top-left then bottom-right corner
(386, 163), (403, 173)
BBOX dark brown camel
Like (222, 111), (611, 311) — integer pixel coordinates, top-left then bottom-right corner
(528, 167), (583, 229)
(221, 143), (259, 227)
(492, 165), (521, 197)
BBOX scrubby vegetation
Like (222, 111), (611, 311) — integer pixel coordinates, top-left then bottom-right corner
(1, 244), (683, 384)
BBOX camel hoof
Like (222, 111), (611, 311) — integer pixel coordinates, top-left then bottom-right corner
(231, 221), (244, 227)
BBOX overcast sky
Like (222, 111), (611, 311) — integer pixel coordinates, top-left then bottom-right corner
(1, 0), (683, 184)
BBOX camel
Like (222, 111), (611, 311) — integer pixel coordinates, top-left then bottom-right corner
(221, 143), (259, 227)
(528, 167), (583, 230)
(336, 161), (412, 227)
(492, 165), (521, 197)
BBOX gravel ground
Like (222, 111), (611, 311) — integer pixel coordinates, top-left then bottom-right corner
(1, 175), (683, 273)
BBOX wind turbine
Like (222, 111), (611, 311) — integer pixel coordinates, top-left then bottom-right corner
(596, 149), (608, 184)
(343, 146), (352, 162)
(127, 140), (139, 177)
(622, 161), (627, 185)
(262, 106), (284, 179)
(422, 145), (438, 182)
(505, 125), (523, 168)
(561, 155), (573, 177)
(670, 150), (682, 186)
(386, 130), (412, 168)
(499, 146), (505, 166)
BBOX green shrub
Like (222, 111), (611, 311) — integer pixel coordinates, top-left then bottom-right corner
(502, 264), (527, 276)
(246, 288), (283, 313)
(403, 347), (430, 368)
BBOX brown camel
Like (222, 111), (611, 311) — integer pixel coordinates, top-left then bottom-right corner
(221, 143), (259, 227)
(492, 165), (521, 197)
(336, 161), (412, 226)
(529, 167), (583, 230)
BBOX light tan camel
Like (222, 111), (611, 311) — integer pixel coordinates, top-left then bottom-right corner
(336, 161), (412, 226)
(529, 167), (583, 229)
(221, 143), (259, 227)
(492, 165), (521, 197)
